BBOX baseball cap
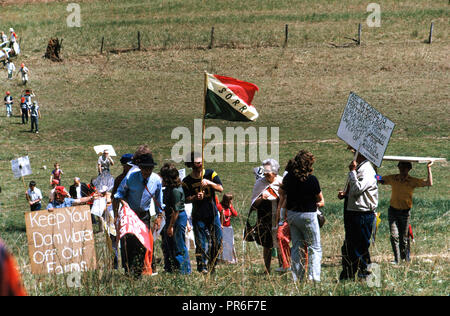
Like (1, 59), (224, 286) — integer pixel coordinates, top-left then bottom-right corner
(120, 153), (133, 165)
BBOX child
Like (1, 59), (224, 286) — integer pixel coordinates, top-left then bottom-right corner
(18, 63), (30, 85)
(20, 97), (28, 124)
(50, 163), (64, 186)
(378, 161), (433, 264)
(216, 193), (238, 264)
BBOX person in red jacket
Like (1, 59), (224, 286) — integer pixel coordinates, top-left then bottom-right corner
(0, 238), (27, 296)
(216, 194), (238, 264)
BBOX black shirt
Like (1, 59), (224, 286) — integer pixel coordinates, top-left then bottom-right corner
(282, 173), (321, 212)
(182, 169), (222, 223)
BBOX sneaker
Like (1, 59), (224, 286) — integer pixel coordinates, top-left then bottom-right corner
(35, 131), (39, 134)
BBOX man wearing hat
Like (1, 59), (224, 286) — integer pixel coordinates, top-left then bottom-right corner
(46, 186), (96, 211)
(113, 152), (163, 278)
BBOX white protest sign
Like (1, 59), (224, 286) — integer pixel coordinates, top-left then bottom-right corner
(178, 168), (186, 182)
(94, 145), (117, 156)
(337, 92), (395, 167)
(11, 156), (32, 178)
(25, 205), (96, 275)
(90, 197), (106, 217)
(383, 156), (447, 164)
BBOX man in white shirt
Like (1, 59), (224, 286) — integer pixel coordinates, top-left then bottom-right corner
(338, 151), (378, 281)
(26, 181), (43, 211)
(18, 63), (30, 85)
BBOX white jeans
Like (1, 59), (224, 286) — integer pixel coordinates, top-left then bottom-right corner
(287, 210), (322, 282)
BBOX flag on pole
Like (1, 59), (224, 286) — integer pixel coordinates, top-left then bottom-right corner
(204, 73), (259, 122)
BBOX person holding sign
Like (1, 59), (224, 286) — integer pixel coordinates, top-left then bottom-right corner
(378, 161), (433, 264)
(25, 181), (42, 211)
(113, 153), (163, 278)
(46, 186), (97, 211)
(338, 150), (378, 281)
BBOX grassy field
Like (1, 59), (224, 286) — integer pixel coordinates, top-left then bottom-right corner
(0, 0), (448, 296)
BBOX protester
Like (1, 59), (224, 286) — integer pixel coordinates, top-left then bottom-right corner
(0, 238), (27, 296)
(28, 101), (41, 134)
(4, 91), (13, 117)
(0, 31), (7, 43)
(111, 153), (133, 196)
(249, 159), (285, 274)
(338, 149), (378, 281)
(378, 161), (433, 264)
(216, 194), (238, 264)
(69, 177), (89, 200)
(97, 149), (114, 175)
(113, 152), (163, 278)
(49, 162), (63, 186)
(160, 162), (191, 274)
(8, 28), (17, 47)
(25, 181), (43, 212)
(182, 151), (223, 274)
(20, 97), (28, 124)
(6, 60), (15, 80)
(46, 186), (97, 211)
(17, 63), (29, 85)
(281, 150), (324, 282)
(48, 179), (65, 203)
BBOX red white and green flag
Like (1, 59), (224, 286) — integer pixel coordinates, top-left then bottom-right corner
(204, 73), (259, 122)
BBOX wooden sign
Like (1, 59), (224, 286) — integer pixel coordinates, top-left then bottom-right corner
(383, 156), (447, 163)
(25, 205), (96, 275)
(337, 92), (395, 167)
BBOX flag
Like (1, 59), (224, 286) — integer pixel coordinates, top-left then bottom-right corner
(205, 73), (259, 122)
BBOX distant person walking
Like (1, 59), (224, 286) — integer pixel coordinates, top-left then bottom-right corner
(4, 91), (13, 117)
(25, 181), (43, 212)
(378, 161), (433, 264)
(29, 101), (41, 133)
(17, 63), (29, 85)
(6, 60), (15, 80)
(19, 97), (28, 124)
(8, 28), (17, 48)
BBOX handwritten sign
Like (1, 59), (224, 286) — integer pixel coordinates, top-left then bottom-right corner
(25, 205), (96, 275)
(119, 204), (152, 252)
(337, 92), (395, 167)
(11, 156), (32, 179)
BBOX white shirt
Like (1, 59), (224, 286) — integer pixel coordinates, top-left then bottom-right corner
(347, 160), (378, 212)
(7, 62), (15, 72)
(27, 187), (43, 203)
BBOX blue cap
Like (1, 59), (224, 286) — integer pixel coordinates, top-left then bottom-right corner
(120, 153), (133, 165)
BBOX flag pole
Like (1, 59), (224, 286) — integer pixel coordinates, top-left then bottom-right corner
(201, 71), (208, 182)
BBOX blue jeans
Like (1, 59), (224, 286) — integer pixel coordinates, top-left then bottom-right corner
(5, 104), (12, 116)
(193, 214), (222, 272)
(161, 211), (191, 274)
(340, 211), (375, 280)
(31, 116), (39, 132)
(287, 211), (322, 282)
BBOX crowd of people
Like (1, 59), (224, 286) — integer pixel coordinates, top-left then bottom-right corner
(19, 143), (434, 285)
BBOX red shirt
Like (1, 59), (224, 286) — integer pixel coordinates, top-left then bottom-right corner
(215, 196), (238, 227)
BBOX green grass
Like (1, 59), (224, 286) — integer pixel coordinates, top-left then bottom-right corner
(0, 0), (448, 296)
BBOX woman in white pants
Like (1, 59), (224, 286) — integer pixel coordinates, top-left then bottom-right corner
(281, 150), (324, 282)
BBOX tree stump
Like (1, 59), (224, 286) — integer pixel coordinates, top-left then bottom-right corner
(44, 38), (63, 62)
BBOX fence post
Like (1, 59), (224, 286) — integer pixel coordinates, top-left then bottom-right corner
(208, 26), (215, 49)
(283, 24), (288, 48)
(357, 23), (362, 45)
(428, 22), (434, 44)
(138, 31), (141, 50)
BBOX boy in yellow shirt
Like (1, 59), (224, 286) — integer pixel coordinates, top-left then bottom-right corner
(379, 161), (433, 264)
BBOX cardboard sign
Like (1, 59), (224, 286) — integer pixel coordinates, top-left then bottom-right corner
(337, 92), (395, 167)
(11, 156), (32, 179)
(25, 205), (96, 275)
(383, 156), (447, 163)
(94, 145), (117, 156)
(118, 204), (152, 252)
